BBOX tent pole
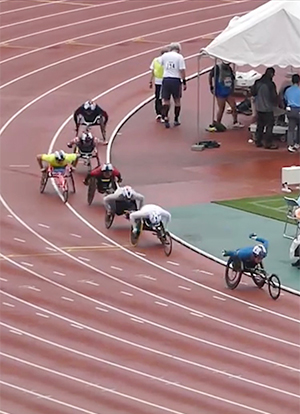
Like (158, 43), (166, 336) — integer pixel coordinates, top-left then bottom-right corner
(197, 53), (200, 140)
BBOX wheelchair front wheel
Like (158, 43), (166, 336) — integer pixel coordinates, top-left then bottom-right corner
(105, 211), (115, 229)
(268, 274), (281, 300)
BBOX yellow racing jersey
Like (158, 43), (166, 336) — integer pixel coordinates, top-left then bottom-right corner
(41, 153), (77, 168)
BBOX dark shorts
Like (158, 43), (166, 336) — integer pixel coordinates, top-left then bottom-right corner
(161, 77), (182, 100)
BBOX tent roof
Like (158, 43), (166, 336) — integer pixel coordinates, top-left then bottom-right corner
(201, 0), (300, 68)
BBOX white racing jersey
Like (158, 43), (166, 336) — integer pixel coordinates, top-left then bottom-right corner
(130, 204), (171, 228)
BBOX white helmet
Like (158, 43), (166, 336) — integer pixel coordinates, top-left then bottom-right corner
(54, 150), (65, 161)
(252, 244), (267, 259)
(122, 186), (133, 199)
(149, 211), (161, 225)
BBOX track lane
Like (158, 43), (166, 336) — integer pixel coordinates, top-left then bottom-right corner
(1, 0), (298, 414)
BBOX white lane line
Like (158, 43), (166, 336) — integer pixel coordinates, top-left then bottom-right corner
(53, 271), (65, 276)
(213, 296), (226, 301)
(95, 307), (109, 312)
(167, 261), (179, 266)
(27, 286), (40, 292)
(78, 256), (90, 262)
(0, 380), (101, 414)
(111, 266), (123, 271)
(13, 238), (25, 243)
(2, 302), (14, 308)
(38, 223), (50, 228)
(9, 164), (30, 168)
(7, 214), (13, 218)
(190, 312), (204, 318)
(20, 262), (33, 267)
(155, 301), (168, 307)
(249, 307), (262, 312)
(85, 281), (99, 286)
(135, 251), (146, 256)
(120, 291), (133, 296)
(178, 285), (191, 291)
(46, 247), (56, 251)
(61, 297), (74, 302)
(9, 330), (22, 336)
(101, 242), (111, 246)
(70, 233), (81, 238)
(200, 270), (214, 275)
(70, 324), (84, 330)
(131, 318), (144, 324)
(2, 317), (299, 402)
(36, 313), (49, 318)
(0, 278), (8, 282)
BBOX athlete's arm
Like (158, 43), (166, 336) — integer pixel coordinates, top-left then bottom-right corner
(36, 154), (45, 169)
(133, 191), (145, 209)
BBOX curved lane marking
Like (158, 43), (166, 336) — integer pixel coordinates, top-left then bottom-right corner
(0, 1), (61, 15)
(1, 352), (298, 411)
(0, 0), (129, 29)
(0, 10), (239, 88)
(1, 326), (298, 399)
(0, 0), (249, 55)
(1, 257), (299, 369)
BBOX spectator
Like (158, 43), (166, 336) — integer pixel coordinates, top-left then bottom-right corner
(251, 67), (278, 149)
(208, 61), (243, 130)
(284, 74), (300, 153)
(158, 42), (186, 129)
(149, 47), (169, 121)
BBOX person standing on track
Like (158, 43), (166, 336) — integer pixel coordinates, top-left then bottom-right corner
(158, 42), (187, 128)
(149, 47), (169, 122)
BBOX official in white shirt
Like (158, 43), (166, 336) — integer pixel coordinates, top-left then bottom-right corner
(158, 42), (187, 128)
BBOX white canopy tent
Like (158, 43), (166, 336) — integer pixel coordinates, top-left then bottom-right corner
(201, 0), (300, 68)
(196, 0), (300, 138)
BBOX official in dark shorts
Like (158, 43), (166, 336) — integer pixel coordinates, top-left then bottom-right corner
(158, 42), (187, 129)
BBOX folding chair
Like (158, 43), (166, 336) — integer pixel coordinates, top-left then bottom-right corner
(283, 197), (300, 239)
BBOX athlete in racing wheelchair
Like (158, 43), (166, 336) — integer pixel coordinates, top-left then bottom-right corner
(73, 100), (108, 143)
(67, 130), (100, 167)
(222, 233), (268, 271)
(104, 185), (144, 218)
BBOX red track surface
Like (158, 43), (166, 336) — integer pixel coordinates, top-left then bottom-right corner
(0, 1), (299, 414)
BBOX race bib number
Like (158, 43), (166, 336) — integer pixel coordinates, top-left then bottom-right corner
(166, 61), (176, 70)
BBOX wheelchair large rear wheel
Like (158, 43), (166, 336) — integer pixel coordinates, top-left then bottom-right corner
(225, 258), (243, 290)
(268, 274), (281, 300)
(40, 172), (48, 193)
(105, 211), (115, 229)
(130, 221), (142, 247)
(162, 231), (172, 257)
(87, 177), (97, 205)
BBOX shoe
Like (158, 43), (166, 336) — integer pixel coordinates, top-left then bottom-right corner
(264, 143), (278, 149)
(222, 249), (229, 257)
(83, 179), (89, 186)
(164, 119), (170, 129)
(292, 259), (300, 267)
(232, 122), (244, 129)
(288, 145), (297, 153)
(174, 120), (181, 126)
(294, 143), (300, 150)
(156, 115), (162, 121)
(206, 124), (217, 132)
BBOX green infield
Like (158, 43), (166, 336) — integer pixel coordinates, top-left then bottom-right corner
(213, 193), (299, 223)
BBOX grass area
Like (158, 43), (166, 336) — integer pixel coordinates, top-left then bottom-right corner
(213, 193), (299, 223)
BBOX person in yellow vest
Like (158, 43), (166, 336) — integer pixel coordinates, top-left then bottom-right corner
(149, 47), (169, 121)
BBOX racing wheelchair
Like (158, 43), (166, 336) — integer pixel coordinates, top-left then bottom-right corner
(225, 257), (281, 300)
(130, 218), (172, 257)
(87, 176), (117, 205)
(105, 199), (138, 229)
(76, 115), (106, 142)
(40, 165), (75, 203)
